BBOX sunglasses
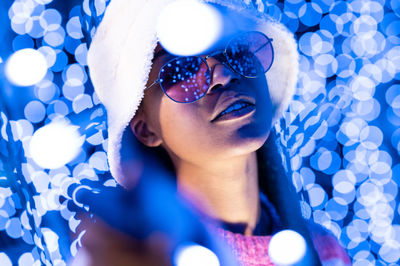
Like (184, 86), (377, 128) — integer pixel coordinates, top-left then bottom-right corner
(147, 31), (274, 103)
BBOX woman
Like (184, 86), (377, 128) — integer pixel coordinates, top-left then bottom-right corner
(76, 0), (351, 265)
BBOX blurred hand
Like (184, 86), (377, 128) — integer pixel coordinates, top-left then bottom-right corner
(72, 215), (172, 266)
(67, 162), (235, 266)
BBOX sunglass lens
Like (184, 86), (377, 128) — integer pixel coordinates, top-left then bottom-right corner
(159, 57), (211, 103)
(225, 32), (273, 77)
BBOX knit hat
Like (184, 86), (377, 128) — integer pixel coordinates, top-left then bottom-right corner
(87, 0), (299, 186)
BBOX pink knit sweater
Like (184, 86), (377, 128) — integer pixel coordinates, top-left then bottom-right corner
(207, 193), (352, 266)
(216, 224), (352, 266)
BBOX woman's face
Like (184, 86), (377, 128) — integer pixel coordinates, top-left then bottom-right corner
(132, 44), (273, 165)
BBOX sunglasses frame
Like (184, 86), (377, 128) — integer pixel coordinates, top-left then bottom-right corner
(146, 31), (274, 104)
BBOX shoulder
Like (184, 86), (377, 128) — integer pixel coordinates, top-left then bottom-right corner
(305, 220), (352, 266)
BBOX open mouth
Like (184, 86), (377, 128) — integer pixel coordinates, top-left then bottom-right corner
(212, 100), (255, 122)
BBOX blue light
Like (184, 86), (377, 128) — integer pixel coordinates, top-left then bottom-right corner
(376, 58), (397, 83)
(379, 242), (400, 263)
(336, 54), (356, 78)
(10, 119), (34, 141)
(392, 0), (400, 16)
(47, 99), (70, 118)
(386, 19), (400, 37)
(41, 9), (62, 31)
(43, 27), (65, 48)
(280, 12), (299, 32)
(386, 47), (400, 73)
(88, 151), (108, 171)
(313, 0), (334, 14)
(359, 126), (383, 150)
(300, 167), (316, 188)
(38, 45), (57, 68)
(18, 252), (37, 265)
(313, 210), (331, 227)
(265, 4), (282, 21)
(314, 53), (338, 78)
(25, 15), (46, 38)
(31, 171), (50, 193)
(75, 43), (88, 66)
(6, 218), (23, 239)
(34, 79), (60, 103)
(346, 219), (368, 244)
(64, 35), (81, 54)
(66, 16), (83, 39)
(330, 1), (352, 17)
(298, 2), (322, 27)
(0, 253), (12, 266)
(283, 2), (301, 19)
(352, 99), (381, 121)
(72, 94), (93, 113)
(62, 79), (85, 101)
(320, 14), (339, 37)
(391, 129), (400, 153)
(358, 63), (383, 84)
(64, 63), (87, 84)
(24, 100), (46, 123)
(353, 15), (377, 37)
(307, 184), (327, 208)
(12, 34), (34, 51)
(286, 0), (302, 4)
(325, 198), (349, 221)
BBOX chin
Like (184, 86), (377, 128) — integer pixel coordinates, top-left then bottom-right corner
(238, 117), (271, 139)
(229, 129), (271, 157)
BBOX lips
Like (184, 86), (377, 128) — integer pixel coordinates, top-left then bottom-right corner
(211, 94), (256, 122)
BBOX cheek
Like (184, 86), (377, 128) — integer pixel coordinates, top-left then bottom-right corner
(157, 100), (210, 156)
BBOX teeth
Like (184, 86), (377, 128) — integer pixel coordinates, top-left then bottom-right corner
(220, 102), (250, 116)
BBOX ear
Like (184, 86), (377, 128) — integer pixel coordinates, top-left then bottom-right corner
(129, 114), (162, 147)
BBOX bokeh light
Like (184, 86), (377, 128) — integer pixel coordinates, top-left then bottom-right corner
(174, 242), (220, 266)
(29, 120), (84, 169)
(268, 230), (307, 265)
(5, 48), (48, 86)
(274, 0), (400, 265)
(157, 0), (223, 56)
(0, 253), (12, 266)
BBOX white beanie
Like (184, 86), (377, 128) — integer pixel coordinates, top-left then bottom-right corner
(87, 0), (299, 186)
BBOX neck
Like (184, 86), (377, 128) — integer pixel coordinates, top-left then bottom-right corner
(173, 152), (260, 236)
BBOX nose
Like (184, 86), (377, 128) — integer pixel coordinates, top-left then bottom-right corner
(206, 56), (240, 94)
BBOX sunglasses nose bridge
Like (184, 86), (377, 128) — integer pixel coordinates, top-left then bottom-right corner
(205, 57), (240, 94)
